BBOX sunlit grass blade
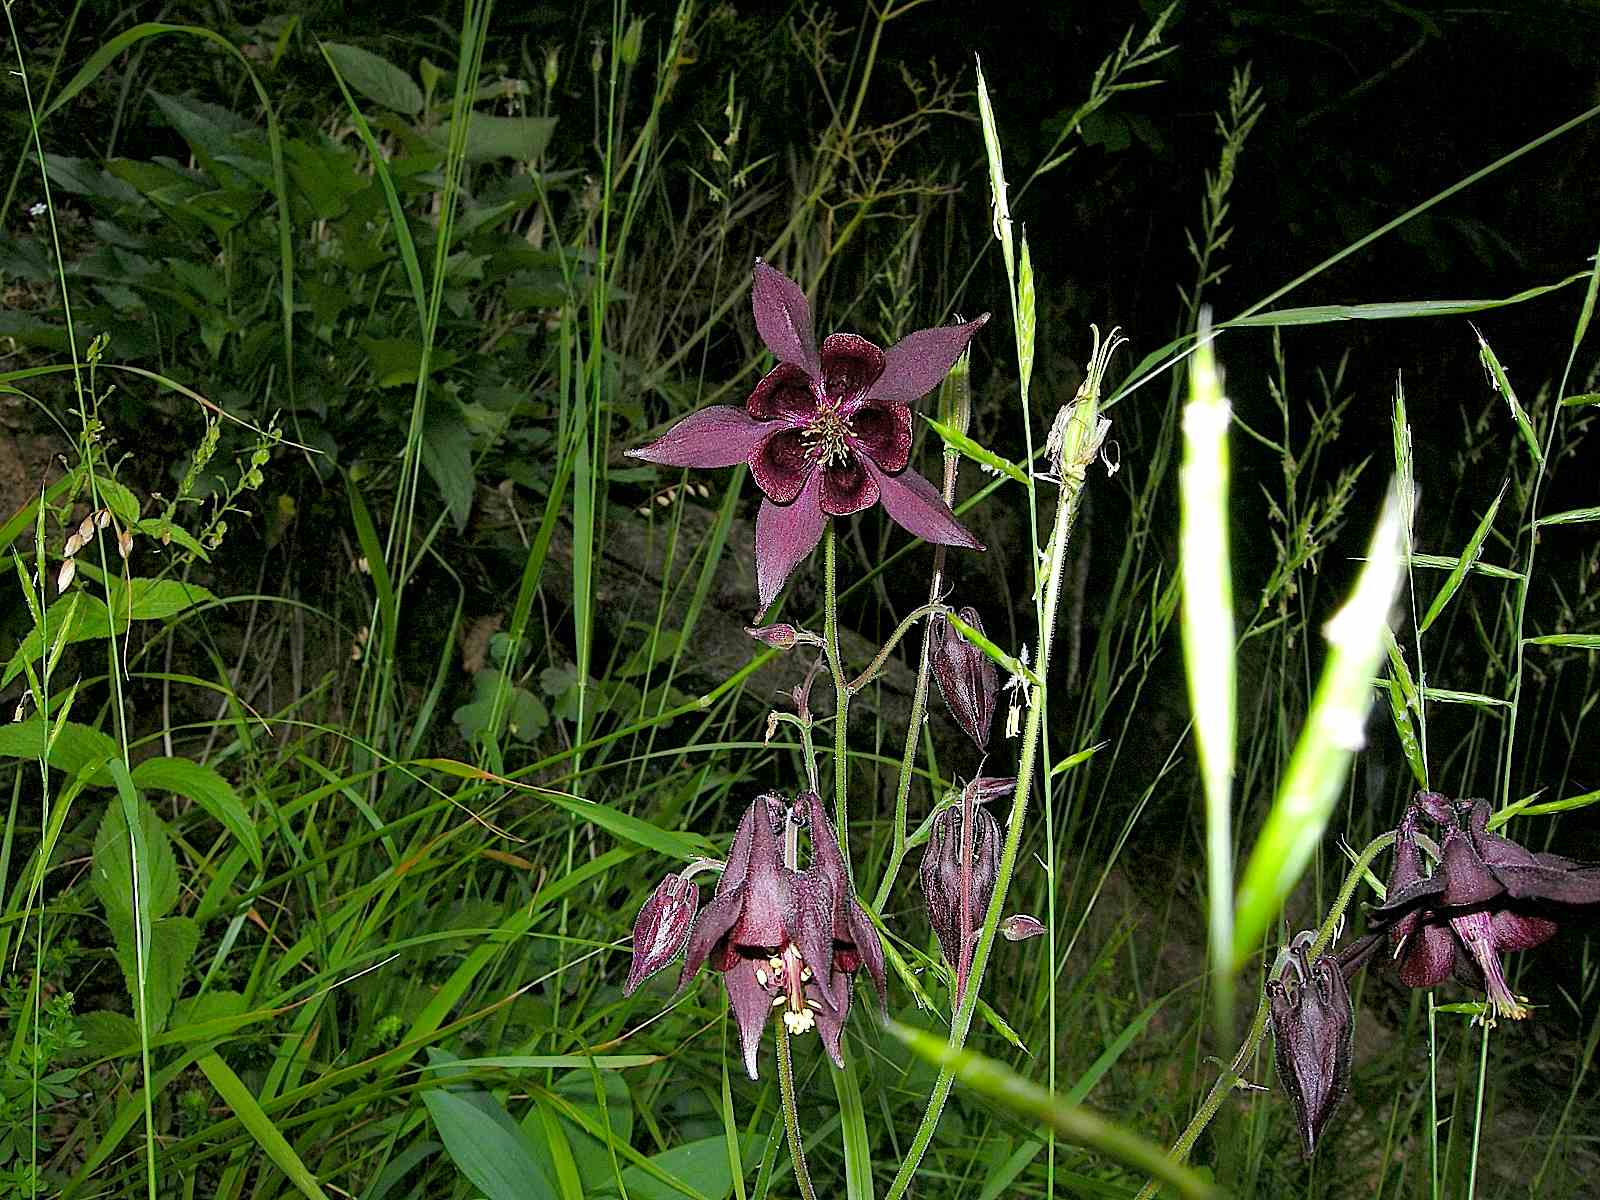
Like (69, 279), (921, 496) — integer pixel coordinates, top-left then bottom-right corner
(1178, 320), (1236, 1024)
(1407, 552), (1522, 580)
(1535, 506), (1600, 526)
(832, 1055), (876, 1200)
(1525, 633), (1600, 649)
(1232, 483), (1406, 966)
(1418, 481), (1505, 632)
(1473, 326), (1542, 462)
(1486, 787), (1600, 829)
(198, 1053), (331, 1200)
(886, 1021), (1221, 1200)
(923, 415), (1029, 485)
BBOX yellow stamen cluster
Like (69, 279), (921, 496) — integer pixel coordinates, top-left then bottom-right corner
(760, 944), (821, 1036)
(801, 405), (855, 468)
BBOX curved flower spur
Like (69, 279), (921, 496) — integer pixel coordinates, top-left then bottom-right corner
(627, 261), (989, 609)
(1372, 789), (1600, 1022)
(623, 792), (886, 1080)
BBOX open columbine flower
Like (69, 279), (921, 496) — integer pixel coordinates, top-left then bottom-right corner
(679, 794), (839, 1079)
(1372, 790), (1600, 1021)
(628, 261), (988, 609)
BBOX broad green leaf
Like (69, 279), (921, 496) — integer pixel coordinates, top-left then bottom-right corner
(423, 1087), (556, 1200)
(131, 755), (262, 870)
(357, 336), (461, 387)
(422, 402), (475, 531)
(4, 578), (216, 686)
(1419, 481), (1505, 632)
(112, 915), (198, 1033)
(429, 113), (558, 162)
(93, 792), (179, 925)
(322, 42), (424, 115)
(620, 1135), (756, 1200)
(198, 1052), (332, 1200)
(923, 415), (1028, 485)
(0, 717), (116, 784)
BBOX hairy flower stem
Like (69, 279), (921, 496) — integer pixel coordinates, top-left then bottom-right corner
(1131, 830), (1397, 1200)
(873, 447), (960, 911)
(822, 524), (852, 875)
(847, 601), (952, 694)
(885, 398), (1102, 1200)
(775, 1021), (818, 1200)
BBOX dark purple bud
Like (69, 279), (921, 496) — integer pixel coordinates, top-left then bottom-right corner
(919, 799), (999, 1003)
(1000, 914), (1045, 941)
(1267, 933), (1354, 1157)
(931, 607), (999, 750)
(625, 872), (699, 996)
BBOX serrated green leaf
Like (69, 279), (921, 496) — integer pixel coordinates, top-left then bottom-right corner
(93, 791), (179, 925)
(0, 717), (116, 783)
(132, 756), (262, 870)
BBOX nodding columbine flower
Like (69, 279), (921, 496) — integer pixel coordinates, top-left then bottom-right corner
(624, 872), (700, 996)
(796, 791), (887, 1066)
(671, 792), (887, 1077)
(931, 607), (999, 751)
(1372, 790), (1600, 1022)
(627, 261), (988, 610)
(1267, 930), (1355, 1157)
(919, 781), (1001, 1004)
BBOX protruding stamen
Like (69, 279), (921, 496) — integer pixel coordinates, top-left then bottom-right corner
(1450, 910), (1529, 1021)
(801, 404), (855, 467)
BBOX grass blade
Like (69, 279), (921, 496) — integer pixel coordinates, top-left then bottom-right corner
(1418, 482), (1506, 633)
(198, 1052), (331, 1200)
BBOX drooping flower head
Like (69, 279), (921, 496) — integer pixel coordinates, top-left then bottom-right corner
(919, 777), (1008, 1003)
(628, 262), (988, 609)
(1372, 790), (1600, 1021)
(1267, 930), (1355, 1157)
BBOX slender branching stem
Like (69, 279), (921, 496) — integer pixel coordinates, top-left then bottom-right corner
(823, 524), (852, 874)
(847, 602), (951, 694)
(1131, 830), (1397, 1200)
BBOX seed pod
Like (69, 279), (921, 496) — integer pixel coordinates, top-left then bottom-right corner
(1268, 933), (1354, 1157)
(919, 800), (999, 1001)
(625, 872), (699, 996)
(931, 607), (998, 750)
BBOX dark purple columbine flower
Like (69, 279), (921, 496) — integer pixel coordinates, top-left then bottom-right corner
(625, 871), (699, 996)
(627, 261), (988, 609)
(931, 606), (999, 751)
(1373, 790), (1600, 1021)
(919, 782), (1001, 1004)
(1267, 931), (1354, 1157)
(796, 791), (887, 1067)
(679, 794), (839, 1079)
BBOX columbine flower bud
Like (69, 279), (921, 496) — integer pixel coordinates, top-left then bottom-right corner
(619, 16), (645, 66)
(919, 799), (999, 1003)
(965, 776), (1015, 806)
(746, 622), (798, 650)
(1267, 932), (1354, 1157)
(931, 607), (998, 751)
(1000, 914), (1045, 941)
(625, 872), (698, 995)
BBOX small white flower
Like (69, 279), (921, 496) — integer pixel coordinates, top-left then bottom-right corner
(29, 202), (47, 217)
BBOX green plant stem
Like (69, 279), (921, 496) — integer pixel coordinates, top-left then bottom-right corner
(822, 524), (852, 873)
(884, 398), (1100, 1200)
(847, 602), (950, 694)
(1131, 829), (1397, 1200)
(775, 1022), (818, 1200)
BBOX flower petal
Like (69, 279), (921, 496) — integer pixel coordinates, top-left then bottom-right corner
(747, 362), (817, 423)
(819, 333), (886, 405)
(724, 959), (774, 1080)
(679, 888), (745, 990)
(868, 462), (984, 549)
(752, 261), (820, 378)
(1491, 908), (1558, 952)
(1397, 920), (1456, 988)
(628, 406), (772, 467)
(1438, 828), (1504, 907)
(873, 314), (990, 404)
(814, 969), (852, 1068)
(820, 456), (879, 516)
(848, 401), (912, 473)
(755, 471), (827, 610)
(790, 870), (840, 1013)
(750, 429), (812, 504)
